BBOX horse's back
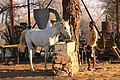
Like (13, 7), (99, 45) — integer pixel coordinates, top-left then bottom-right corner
(25, 29), (49, 47)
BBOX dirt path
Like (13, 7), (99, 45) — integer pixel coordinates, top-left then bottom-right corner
(0, 60), (120, 80)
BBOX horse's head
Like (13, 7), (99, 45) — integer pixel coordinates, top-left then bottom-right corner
(62, 20), (72, 39)
(55, 21), (71, 39)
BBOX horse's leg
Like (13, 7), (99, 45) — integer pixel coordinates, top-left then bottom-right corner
(48, 45), (54, 57)
(44, 46), (49, 71)
(29, 49), (34, 71)
(52, 46), (56, 57)
(27, 44), (34, 71)
(32, 46), (37, 58)
(39, 47), (43, 58)
(32, 46), (37, 62)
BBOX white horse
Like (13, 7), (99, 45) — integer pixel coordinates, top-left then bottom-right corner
(63, 20), (71, 39)
(19, 21), (71, 71)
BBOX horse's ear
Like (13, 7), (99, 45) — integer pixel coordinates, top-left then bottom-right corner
(52, 22), (57, 27)
(61, 19), (64, 23)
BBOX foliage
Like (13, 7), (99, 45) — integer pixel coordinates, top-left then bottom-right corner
(99, 0), (120, 26)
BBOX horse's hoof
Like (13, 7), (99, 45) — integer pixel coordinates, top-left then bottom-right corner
(31, 69), (35, 72)
(44, 70), (47, 75)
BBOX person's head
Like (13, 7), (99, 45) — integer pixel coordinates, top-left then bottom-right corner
(89, 21), (95, 29)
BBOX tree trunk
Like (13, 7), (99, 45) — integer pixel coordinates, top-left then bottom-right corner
(62, 0), (81, 52)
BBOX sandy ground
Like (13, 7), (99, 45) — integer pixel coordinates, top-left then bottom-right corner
(0, 58), (120, 80)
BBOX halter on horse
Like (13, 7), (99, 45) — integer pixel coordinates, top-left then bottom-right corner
(19, 21), (71, 71)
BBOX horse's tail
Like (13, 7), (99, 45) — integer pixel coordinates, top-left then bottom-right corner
(19, 30), (27, 52)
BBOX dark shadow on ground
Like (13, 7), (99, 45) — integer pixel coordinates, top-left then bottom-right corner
(0, 69), (54, 78)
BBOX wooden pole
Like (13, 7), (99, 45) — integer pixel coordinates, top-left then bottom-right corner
(116, 0), (119, 44)
(81, 0), (102, 39)
(27, 0), (31, 29)
(10, 0), (14, 40)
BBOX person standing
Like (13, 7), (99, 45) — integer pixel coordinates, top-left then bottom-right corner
(86, 21), (98, 71)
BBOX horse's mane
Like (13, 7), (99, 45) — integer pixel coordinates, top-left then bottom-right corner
(52, 21), (63, 28)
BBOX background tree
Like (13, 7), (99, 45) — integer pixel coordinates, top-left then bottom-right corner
(99, 0), (120, 31)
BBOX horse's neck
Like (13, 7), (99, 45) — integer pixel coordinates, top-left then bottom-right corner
(48, 26), (60, 45)
(46, 20), (52, 28)
(48, 27), (60, 38)
(49, 34), (59, 45)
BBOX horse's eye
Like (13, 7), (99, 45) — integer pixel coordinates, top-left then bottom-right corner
(64, 27), (66, 30)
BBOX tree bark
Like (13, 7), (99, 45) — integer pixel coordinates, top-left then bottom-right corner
(62, 0), (82, 52)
